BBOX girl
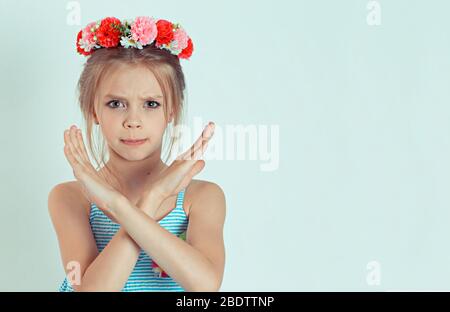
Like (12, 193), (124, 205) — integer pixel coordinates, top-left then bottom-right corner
(48, 16), (226, 292)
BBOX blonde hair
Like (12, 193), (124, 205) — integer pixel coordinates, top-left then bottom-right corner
(77, 45), (187, 191)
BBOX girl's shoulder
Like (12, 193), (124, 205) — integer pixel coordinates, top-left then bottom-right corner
(184, 179), (226, 217)
(185, 179), (224, 193)
(48, 180), (92, 218)
(49, 179), (225, 219)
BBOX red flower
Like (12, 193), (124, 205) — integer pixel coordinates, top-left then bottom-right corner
(76, 30), (92, 56)
(155, 19), (174, 46)
(178, 37), (194, 59)
(96, 17), (122, 48)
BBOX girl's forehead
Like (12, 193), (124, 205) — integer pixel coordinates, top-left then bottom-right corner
(99, 63), (162, 96)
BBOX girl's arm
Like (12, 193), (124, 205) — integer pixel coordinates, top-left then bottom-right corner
(111, 182), (226, 292)
(78, 228), (140, 292)
(48, 182), (160, 292)
(55, 123), (223, 291)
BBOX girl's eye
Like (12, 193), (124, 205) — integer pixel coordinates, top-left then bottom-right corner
(106, 100), (124, 109)
(145, 101), (161, 109)
(106, 100), (160, 109)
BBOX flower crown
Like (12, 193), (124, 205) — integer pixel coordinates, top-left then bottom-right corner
(76, 16), (194, 60)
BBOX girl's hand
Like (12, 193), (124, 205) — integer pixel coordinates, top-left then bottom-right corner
(138, 122), (215, 217)
(63, 125), (123, 221)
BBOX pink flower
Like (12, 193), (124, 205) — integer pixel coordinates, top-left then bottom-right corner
(171, 27), (189, 52)
(76, 30), (91, 55)
(78, 22), (98, 52)
(131, 16), (157, 46)
(83, 22), (97, 42)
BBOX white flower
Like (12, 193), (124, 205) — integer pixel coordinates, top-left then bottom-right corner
(120, 36), (143, 49)
(79, 38), (100, 52)
(167, 40), (182, 55)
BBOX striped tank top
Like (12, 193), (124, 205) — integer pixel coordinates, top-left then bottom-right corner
(59, 188), (189, 292)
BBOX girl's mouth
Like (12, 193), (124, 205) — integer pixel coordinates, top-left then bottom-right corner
(120, 139), (148, 146)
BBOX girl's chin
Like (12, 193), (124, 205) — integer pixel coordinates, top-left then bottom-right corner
(120, 153), (151, 162)
(108, 142), (155, 161)
(119, 147), (156, 161)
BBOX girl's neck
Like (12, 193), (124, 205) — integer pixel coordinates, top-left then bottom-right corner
(103, 149), (168, 199)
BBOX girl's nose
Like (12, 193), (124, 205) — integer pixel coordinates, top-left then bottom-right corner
(124, 120), (142, 129)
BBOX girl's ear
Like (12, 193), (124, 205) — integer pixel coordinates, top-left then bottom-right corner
(167, 111), (174, 124)
(93, 110), (99, 125)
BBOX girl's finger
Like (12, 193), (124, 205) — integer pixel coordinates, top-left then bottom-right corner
(192, 140), (209, 161)
(76, 129), (91, 164)
(179, 123), (215, 161)
(64, 129), (79, 164)
(69, 126), (85, 164)
(176, 140), (208, 165)
(178, 122), (214, 160)
(204, 122), (215, 138)
(190, 159), (206, 177)
(178, 160), (205, 190)
(176, 145), (209, 180)
(63, 144), (78, 169)
(175, 136), (210, 174)
(171, 156), (200, 179)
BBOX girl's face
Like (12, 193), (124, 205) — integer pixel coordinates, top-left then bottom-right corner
(94, 63), (171, 161)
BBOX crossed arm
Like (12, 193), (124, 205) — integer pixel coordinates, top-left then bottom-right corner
(49, 181), (226, 292)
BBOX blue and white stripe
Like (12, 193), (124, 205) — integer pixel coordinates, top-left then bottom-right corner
(59, 188), (188, 292)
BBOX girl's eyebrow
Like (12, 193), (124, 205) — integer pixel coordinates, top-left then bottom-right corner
(104, 93), (164, 100)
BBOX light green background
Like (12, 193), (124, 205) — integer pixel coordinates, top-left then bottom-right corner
(0, 0), (449, 291)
